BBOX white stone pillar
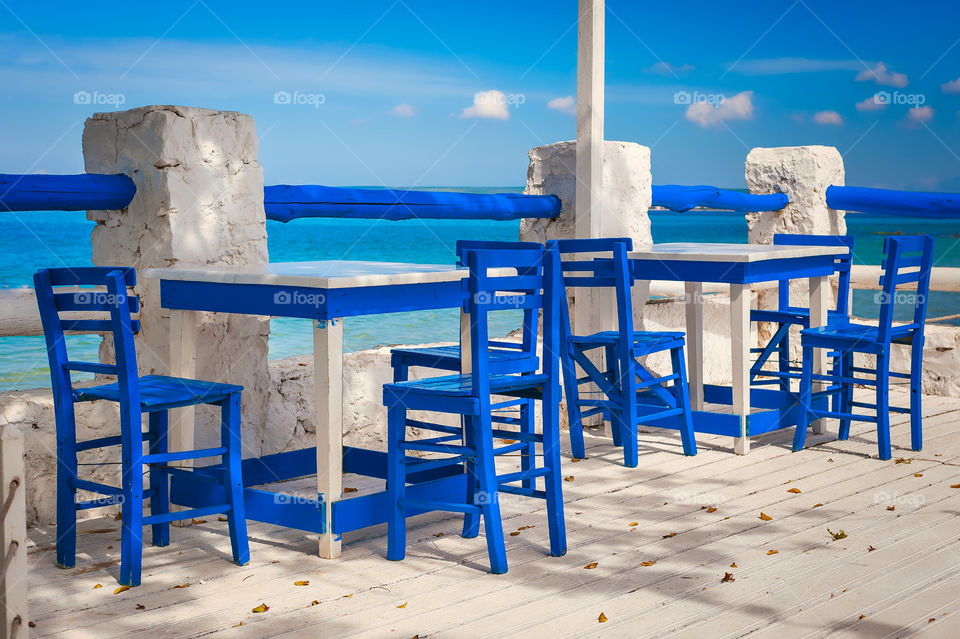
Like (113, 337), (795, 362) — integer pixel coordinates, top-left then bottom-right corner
(82, 105), (270, 453)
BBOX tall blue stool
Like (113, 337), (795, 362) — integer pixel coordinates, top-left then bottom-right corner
(551, 238), (696, 468)
(751, 234), (855, 391)
(794, 235), (935, 460)
(34, 267), (249, 586)
(390, 240), (542, 489)
(383, 246), (565, 573)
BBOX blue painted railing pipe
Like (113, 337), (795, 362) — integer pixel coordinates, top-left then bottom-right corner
(0, 173), (136, 212)
(651, 185), (789, 213)
(262, 185), (561, 222)
(827, 185), (960, 218)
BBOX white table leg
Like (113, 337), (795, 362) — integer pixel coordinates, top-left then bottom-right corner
(169, 309), (197, 526)
(315, 318), (343, 559)
(684, 282), (704, 410)
(809, 276), (830, 435)
(730, 284), (751, 455)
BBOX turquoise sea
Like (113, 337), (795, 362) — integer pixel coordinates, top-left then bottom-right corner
(2, 190), (958, 391)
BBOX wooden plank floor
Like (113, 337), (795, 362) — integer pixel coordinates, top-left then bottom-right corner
(26, 389), (960, 638)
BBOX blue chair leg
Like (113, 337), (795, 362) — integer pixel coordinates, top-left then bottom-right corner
(541, 385), (566, 558)
(119, 411), (145, 587)
(876, 350), (892, 460)
(386, 405), (407, 561)
(221, 393), (249, 566)
(777, 325), (791, 394)
(838, 352), (854, 441)
(618, 353), (639, 468)
(910, 340), (923, 452)
(461, 415), (481, 539)
(561, 349), (586, 460)
(520, 399), (535, 490)
(55, 412), (78, 569)
(605, 345), (624, 449)
(476, 416), (508, 574)
(793, 344), (814, 452)
(672, 346), (697, 456)
(147, 411), (170, 547)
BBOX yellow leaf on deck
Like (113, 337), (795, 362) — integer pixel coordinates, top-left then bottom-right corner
(311, 600), (320, 606)
(294, 580), (309, 586)
(114, 585), (130, 595)
(913, 473), (924, 478)
(640, 560), (656, 567)
(767, 550), (779, 555)
(252, 603), (269, 613)
(813, 503), (823, 508)
(787, 488), (801, 494)
(500, 439), (516, 444)
(571, 458), (581, 463)
(232, 621), (243, 628)
(706, 507), (717, 513)
(584, 562), (598, 569)
(629, 521), (639, 527)
(760, 512), (773, 521)
(173, 583), (190, 589)
(93, 584), (102, 589)
(663, 532), (677, 538)
(218, 516), (228, 522)
(887, 506), (896, 511)
(730, 563), (737, 568)
(397, 602), (408, 608)
(564, 476), (575, 482)
(951, 484), (960, 489)
(192, 519), (207, 524)
(598, 612), (608, 623)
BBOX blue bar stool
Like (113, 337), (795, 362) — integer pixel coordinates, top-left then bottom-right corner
(551, 238), (696, 467)
(751, 234), (856, 391)
(34, 267), (249, 586)
(383, 246), (565, 573)
(794, 235), (935, 460)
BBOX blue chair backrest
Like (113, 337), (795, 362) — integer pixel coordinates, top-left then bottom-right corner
(456, 240), (543, 353)
(34, 267), (141, 414)
(463, 246), (560, 398)
(547, 238), (635, 348)
(773, 234), (855, 315)
(877, 234), (935, 343)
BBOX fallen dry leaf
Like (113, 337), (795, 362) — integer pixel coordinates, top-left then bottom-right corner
(730, 563), (737, 568)
(640, 560), (656, 567)
(397, 602), (408, 608)
(294, 580), (309, 586)
(706, 507), (717, 513)
(629, 521), (639, 527)
(343, 487), (358, 494)
(192, 519), (207, 524)
(564, 476), (575, 482)
(887, 506), (896, 511)
(500, 439), (516, 444)
(433, 532), (444, 537)
(913, 473), (924, 478)
(598, 612), (608, 623)
(787, 488), (801, 494)
(571, 458), (581, 463)
(760, 512), (773, 521)
(136, 604), (145, 610)
(252, 603), (269, 613)
(767, 550), (779, 555)
(218, 516), (228, 522)
(859, 614), (866, 620)
(584, 562), (598, 569)
(93, 584), (102, 590)
(311, 600), (320, 606)
(232, 621), (243, 628)
(868, 545), (877, 552)
(509, 531), (520, 537)
(172, 583), (190, 589)
(951, 484), (960, 489)
(114, 586), (129, 595)
(721, 572), (735, 583)
(894, 458), (911, 464)
(517, 525), (534, 531)
(828, 528), (848, 540)
(813, 503), (823, 508)
(663, 532), (677, 539)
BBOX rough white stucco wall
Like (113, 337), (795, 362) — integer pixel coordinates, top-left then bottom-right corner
(82, 105), (271, 452)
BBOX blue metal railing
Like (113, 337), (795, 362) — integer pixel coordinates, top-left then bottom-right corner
(651, 185), (788, 213)
(826, 185), (960, 218)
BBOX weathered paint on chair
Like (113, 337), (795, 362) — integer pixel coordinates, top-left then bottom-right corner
(383, 246), (565, 573)
(750, 234), (855, 392)
(794, 235), (935, 459)
(551, 238), (697, 468)
(34, 267), (249, 586)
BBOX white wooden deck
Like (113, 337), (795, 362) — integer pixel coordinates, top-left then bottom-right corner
(26, 389), (960, 638)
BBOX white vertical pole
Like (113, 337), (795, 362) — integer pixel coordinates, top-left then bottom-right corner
(575, 0), (609, 431)
(809, 276), (830, 435)
(315, 318), (343, 559)
(684, 282), (705, 410)
(168, 309), (197, 527)
(1, 426), (28, 639)
(731, 284), (752, 455)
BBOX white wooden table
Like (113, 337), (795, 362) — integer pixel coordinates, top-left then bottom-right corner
(629, 243), (848, 454)
(143, 260), (474, 559)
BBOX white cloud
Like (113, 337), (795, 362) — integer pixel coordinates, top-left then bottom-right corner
(942, 78), (960, 94)
(729, 57), (863, 75)
(461, 90), (510, 120)
(644, 61), (694, 76)
(685, 91), (754, 128)
(856, 96), (886, 111)
(906, 106), (934, 125)
(855, 62), (908, 88)
(547, 95), (576, 115)
(813, 110), (843, 125)
(389, 103), (417, 117)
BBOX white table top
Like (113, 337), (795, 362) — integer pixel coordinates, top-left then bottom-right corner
(142, 260), (469, 289)
(629, 243), (847, 263)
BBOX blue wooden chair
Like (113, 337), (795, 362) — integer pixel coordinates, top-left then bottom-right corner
(383, 246), (564, 573)
(390, 240), (542, 489)
(34, 267), (249, 586)
(794, 235), (935, 460)
(551, 238), (696, 468)
(750, 234), (856, 391)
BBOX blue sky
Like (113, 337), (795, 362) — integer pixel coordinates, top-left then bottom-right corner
(2, 0), (959, 190)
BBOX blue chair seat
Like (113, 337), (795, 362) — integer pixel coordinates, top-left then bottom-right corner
(389, 345), (539, 374)
(74, 375), (243, 408)
(801, 322), (915, 353)
(570, 330), (685, 354)
(385, 372), (550, 398)
(751, 307), (848, 326)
